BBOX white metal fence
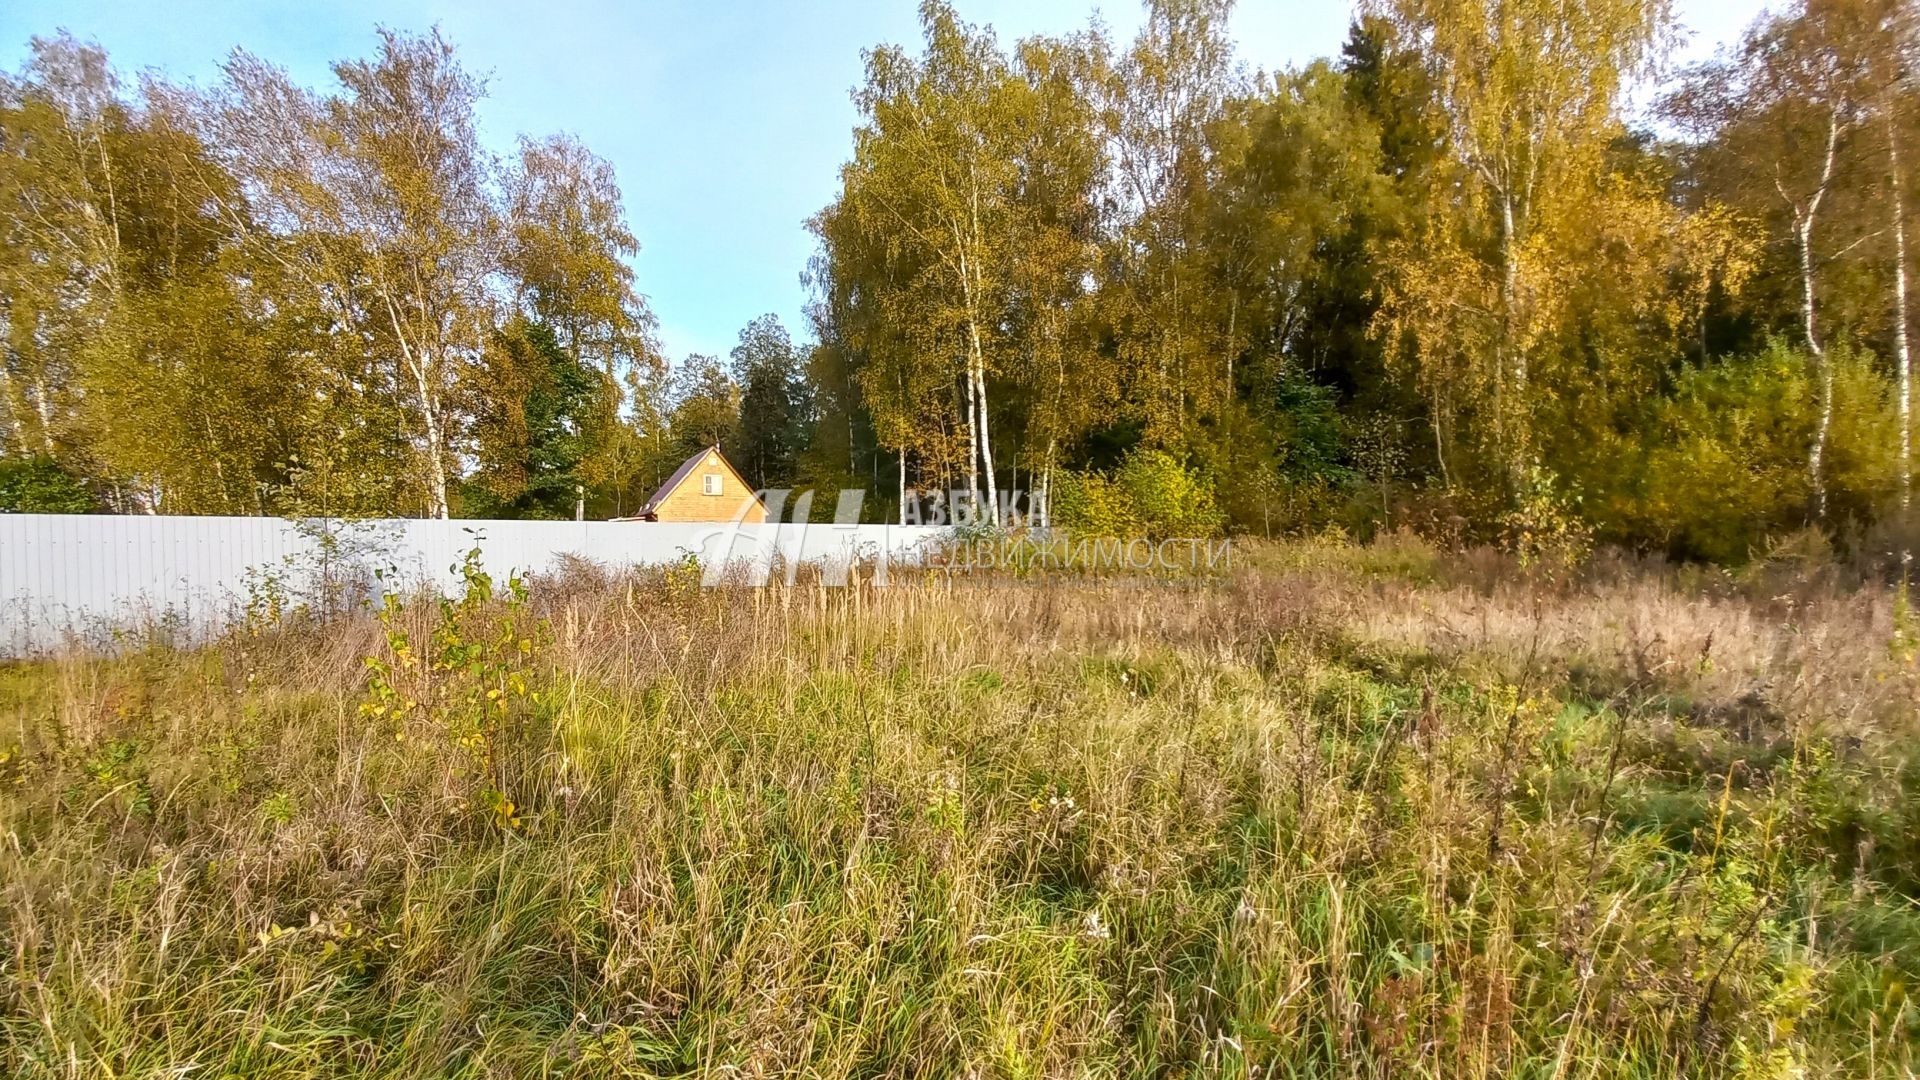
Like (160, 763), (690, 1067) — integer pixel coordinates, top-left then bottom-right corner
(0, 515), (944, 654)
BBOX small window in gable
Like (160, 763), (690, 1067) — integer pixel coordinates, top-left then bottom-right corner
(703, 473), (722, 495)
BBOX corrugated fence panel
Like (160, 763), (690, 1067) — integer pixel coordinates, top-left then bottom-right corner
(0, 516), (943, 655)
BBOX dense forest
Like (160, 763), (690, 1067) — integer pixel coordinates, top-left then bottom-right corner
(1, 0), (1915, 562)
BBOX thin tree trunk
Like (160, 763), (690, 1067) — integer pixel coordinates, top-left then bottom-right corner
(899, 447), (908, 527)
(1498, 187), (1527, 486)
(1431, 385), (1453, 491)
(383, 294), (450, 520)
(1009, 443), (1018, 527)
(962, 361), (981, 521)
(956, 238), (995, 526)
(32, 377), (55, 454)
(1891, 111), (1913, 512)
(970, 327), (998, 527)
(955, 166), (996, 528)
(1799, 204), (1830, 520)
(412, 361), (450, 520)
(1040, 437), (1055, 532)
(0, 367), (18, 453)
(205, 413), (228, 512)
(1045, 317), (1067, 534)
(1226, 293), (1237, 403)
(1794, 116), (1841, 521)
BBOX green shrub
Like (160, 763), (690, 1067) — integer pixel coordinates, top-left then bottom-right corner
(1052, 449), (1225, 538)
(0, 456), (93, 513)
(1501, 466), (1592, 569)
(1115, 449), (1225, 537)
(1049, 468), (1139, 537)
(1636, 340), (1894, 563)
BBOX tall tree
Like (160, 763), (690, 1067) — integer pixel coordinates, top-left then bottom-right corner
(209, 29), (497, 518)
(504, 132), (660, 512)
(0, 35), (340, 513)
(829, 0), (1028, 520)
(466, 317), (603, 519)
(729, 314), (811, 489)
(1863, 2), (1918, 508)
(1094, 0), (1240, 442)
(0, 34), (122, 464)
(1370, 0), (1672, 486)
(1667, 0), (1890, 518)
(998, 32), (1105, 525)
(667, 353), (739, 460)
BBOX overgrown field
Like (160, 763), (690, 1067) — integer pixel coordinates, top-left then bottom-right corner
(4, 539), (1920, 1077)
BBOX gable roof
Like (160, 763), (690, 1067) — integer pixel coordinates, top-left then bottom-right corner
(638, 445), (762, 519)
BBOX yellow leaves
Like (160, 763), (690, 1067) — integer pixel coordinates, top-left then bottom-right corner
(1672, 200), (1762, 328)
(0, 744), (28, 788)
(1488, 682), (1522, 717)
(480, 787), (523, 831)
(253, 908), (388, 974)
(1374, 221), (1500, 392)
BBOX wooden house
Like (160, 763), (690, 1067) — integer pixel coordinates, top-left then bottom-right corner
(632, 446), (767, 523)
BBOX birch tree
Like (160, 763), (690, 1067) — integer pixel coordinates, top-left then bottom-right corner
(0, 35), (332, 513)
(209, 29), (496, 518)
(1892, 105), (1914, 509)
(1094, 0), (1238, 443)
(1866, 1), (1918, 508)
(1668, 0), (1888, 519)
(1003, 33), (1106, 527)
(829, 0), (1026, 522)
(0, 35), (123, 461)
(504, 133), (659, 511)
(1369, 0), (1671, 485)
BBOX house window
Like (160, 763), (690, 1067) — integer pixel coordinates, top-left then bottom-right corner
(703, 474), (722, 496)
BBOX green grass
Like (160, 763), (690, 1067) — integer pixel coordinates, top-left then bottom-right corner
(2, 539), (1918, 1076)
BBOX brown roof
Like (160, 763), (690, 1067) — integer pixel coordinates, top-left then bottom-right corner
(636, 445), (754, 520)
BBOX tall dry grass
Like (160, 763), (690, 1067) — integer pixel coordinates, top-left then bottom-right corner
(1, 535), (1917, 1077)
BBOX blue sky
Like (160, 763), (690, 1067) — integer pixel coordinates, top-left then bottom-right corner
(2, 0), (1768, 367)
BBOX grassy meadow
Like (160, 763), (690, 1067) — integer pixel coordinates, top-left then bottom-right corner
(3, 537), (1920, 1077)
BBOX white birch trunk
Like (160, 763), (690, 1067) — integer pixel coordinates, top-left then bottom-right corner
(1796, 116), (1841, 521)
(1891, 112), (1913, 512)
(962, 356), (981, 521)
(384, 294), (450, 519)
(32, 377), (55, 454)
(1499, 187), (1527, 484)
(961, 163), (998, 528)
(969, 322), (998, 527)
(415, 371), (451, 520)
